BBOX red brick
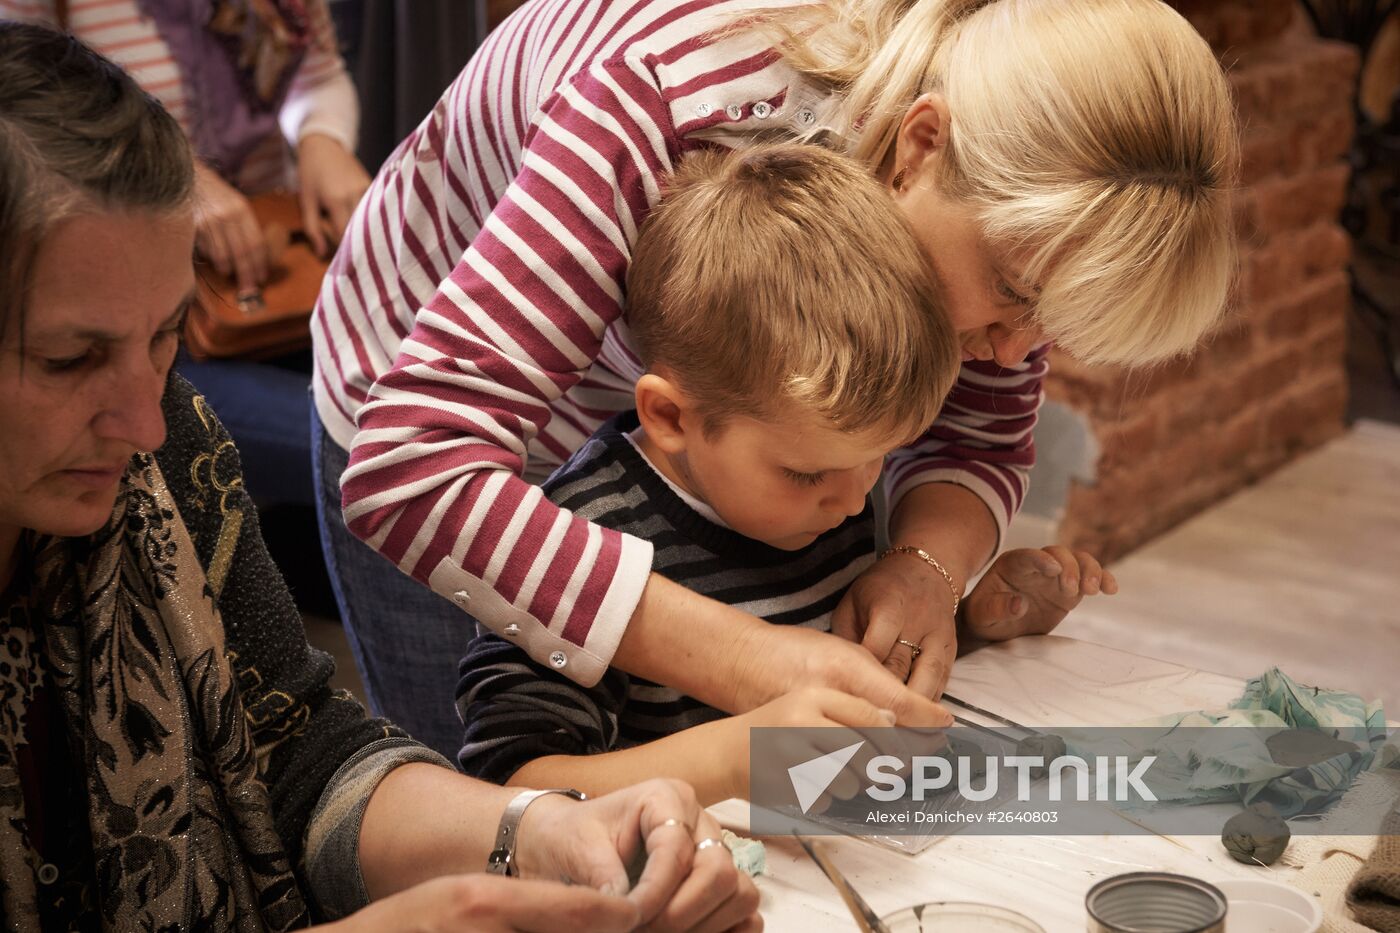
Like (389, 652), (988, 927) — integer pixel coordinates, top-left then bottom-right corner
(1212, 409), (1266, 473)
(1148, 430), (1214, 489)
(1250, 163), (1351, 237)
(1261, 372), (1349, 449)
(1301, 108), (1356, 169)
(1258, 272), (1350, 342)
(1045, 355), (1135, 422)
(1301, 321), (1348, 377)
(1295, 223), (1353, 279)
(1244, 343), (1311, 406)
(1297, 41), (1362, 102)
(1200, 319), (1255, 371)
(1230, 38), (1358, 126)
(1248, 0), (1295, 46)
(1095, 411), (1163, 474)
(1230, 61), (1286, 126)
(1066, 467), (1158, 529)
(1242, 240), (1301, 305)
(1235, 191), (1260, 243)
(1245, 225), (1351, 306)
(1240, 125), (1296, 186)
(1216, 6), (1255, 50)
(1159, 380), (1219, 438)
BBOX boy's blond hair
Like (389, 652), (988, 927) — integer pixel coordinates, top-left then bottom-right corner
(627, 143), (958, 440)
(744, 0), (1240, 368)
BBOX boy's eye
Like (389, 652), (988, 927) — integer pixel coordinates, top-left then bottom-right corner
(782, 468), (826, 488)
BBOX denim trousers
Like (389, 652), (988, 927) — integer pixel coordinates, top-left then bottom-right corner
(310, 404), (477, 761)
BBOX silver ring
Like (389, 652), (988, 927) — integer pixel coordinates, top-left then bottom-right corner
(696, 838), (722, 853)
(896, 638), (923, 658)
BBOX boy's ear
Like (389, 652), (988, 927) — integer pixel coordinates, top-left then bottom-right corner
(635, 372), (695, 455)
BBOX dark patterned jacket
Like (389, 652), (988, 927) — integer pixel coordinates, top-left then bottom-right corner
(0, 375), (446, 930)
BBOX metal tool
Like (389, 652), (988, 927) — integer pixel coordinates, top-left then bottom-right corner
(942, 693), (1045, 735)
(951, 714), (1019, 744)
(946, 697), (1193, 851)
(794, 834), (891, 933)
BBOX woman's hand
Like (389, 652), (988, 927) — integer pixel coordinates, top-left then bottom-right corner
(515, 779), (762, 933)
(617, 574), (951, 729)
(737, 623), (953, 728)
(962, 546), (1117, 642)
(831, 552), (960, 699)
(339, 778), (760, 932)
(297, 132), (372, 257)
(193, 160), (270, 293)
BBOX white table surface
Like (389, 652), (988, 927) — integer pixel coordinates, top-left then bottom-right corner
(709, 634), (1304, 932)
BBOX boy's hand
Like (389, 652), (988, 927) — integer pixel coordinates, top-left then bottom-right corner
(728, 688), (898, 806)
(962, 546), (1117, 642)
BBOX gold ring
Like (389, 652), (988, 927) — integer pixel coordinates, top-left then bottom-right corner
(896, 638), (922, 657)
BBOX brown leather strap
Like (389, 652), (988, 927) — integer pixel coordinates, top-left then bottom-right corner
(54, 0), (69, 30)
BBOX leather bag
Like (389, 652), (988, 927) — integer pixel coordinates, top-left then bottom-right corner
(185, 193), (328, 360)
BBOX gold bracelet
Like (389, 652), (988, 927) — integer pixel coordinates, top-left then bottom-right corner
(879, 545), (961, 615)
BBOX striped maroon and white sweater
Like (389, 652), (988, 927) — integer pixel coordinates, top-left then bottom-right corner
(311, 0), (1046, 686)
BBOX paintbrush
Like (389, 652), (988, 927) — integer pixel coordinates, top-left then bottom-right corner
(794, 834), (891, 933)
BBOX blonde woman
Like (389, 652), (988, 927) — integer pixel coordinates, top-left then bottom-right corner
(310, 0), (1239, 758)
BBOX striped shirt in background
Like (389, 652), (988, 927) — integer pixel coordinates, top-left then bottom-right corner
(0, 0), (357, 193)
(315, 0), (1045, 687)
(456, 413), (878, 783)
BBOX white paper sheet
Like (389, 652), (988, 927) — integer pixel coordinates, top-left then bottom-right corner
(709, 635), (1307, 932)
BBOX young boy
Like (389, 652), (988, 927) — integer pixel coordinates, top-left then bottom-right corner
(456, 144), (1115, 804)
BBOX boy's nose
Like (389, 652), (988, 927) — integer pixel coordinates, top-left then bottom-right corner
(826, 474), (870, 520)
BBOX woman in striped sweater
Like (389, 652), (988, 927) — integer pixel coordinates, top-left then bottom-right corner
(310, 0), (1239, 759)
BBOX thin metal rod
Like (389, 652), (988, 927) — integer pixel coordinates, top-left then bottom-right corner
(942, 693), (1044, 736)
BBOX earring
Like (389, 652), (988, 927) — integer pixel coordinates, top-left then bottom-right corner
(892, 168), (906, 191)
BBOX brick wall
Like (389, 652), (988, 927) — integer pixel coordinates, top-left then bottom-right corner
(1045, 0), (1359, 561)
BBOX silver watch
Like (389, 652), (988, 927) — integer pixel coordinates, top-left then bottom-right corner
(485, 788), (587, 876)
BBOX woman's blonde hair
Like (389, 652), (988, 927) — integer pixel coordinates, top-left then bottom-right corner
(747, 0), (1240, 367)
(628, 143), (959, 440)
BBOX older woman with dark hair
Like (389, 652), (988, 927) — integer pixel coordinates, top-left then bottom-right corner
(0, 22), (760, 932)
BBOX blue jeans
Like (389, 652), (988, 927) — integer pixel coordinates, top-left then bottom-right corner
(178, 351), (314, 506)
(310, 405), (477, 761)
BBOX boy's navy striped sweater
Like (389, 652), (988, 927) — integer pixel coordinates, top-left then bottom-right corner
(455, 412), (877, 783)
